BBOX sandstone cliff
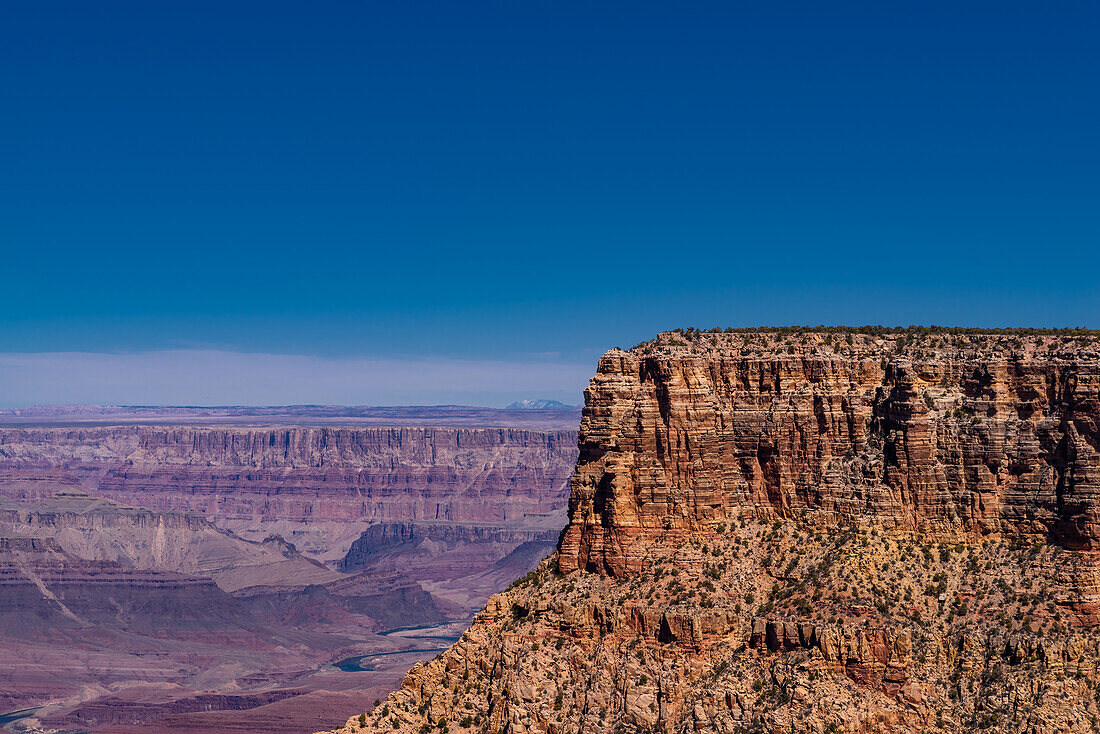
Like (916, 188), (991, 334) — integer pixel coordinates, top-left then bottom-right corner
(326, 329), (1100, 734)
(561, 329), (1100, 575)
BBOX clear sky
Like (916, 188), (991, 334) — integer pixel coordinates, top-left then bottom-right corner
(1, 2), (1097, 407)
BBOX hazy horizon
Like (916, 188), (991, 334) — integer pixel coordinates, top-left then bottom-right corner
(0, 350), (592, 410)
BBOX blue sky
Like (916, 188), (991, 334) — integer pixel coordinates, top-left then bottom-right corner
(1, 2), (1097, 406)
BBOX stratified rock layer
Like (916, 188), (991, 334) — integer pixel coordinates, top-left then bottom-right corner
(561, 333), (1100, 576)
(340, 521), (559, 578)
(0, 418), (578, 733)
(325, 331), (1100, 734)
(0, 425), (577, 566)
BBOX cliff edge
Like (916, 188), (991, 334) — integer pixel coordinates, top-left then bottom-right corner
(323, 329), (1100, 734)
(562, 328), (1100, 575)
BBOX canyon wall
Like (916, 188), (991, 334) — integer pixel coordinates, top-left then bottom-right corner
(0, 535), (352, 715)
(331, 331), (1100, 734)
(340, 521), (559, 579)
(0, 425), (578, 561)
(560, 332), (1100, 575)
(0, 492), (342, 590)
(0, 416), (578, 733)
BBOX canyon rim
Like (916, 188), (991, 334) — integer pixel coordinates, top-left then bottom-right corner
(7, 3), (1097, 732)
(325, 328), (1100, 734)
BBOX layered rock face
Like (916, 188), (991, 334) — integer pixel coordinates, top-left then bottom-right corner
(341, 521), (559, 579)
(339, 521), (561, 611)
(561, 332), (1100, 576)
(0, 416), (577, 733)
(0, 491), (341, 591)
(0, 495), (447, 732)
(0, 425), (577, 562)
(0, 533), (350, 715)
(329, 331), (1100, 734)
(0, 536), (244, 636)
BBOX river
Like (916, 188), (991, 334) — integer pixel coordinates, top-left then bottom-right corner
(334, 620), (467, 672)
(0, 707), (41, 733)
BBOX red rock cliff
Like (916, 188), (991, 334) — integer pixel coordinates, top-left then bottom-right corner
(560, 331), (1100, 575)
(322, 331), (1100, 734)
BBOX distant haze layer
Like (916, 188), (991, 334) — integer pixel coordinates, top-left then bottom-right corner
(0, 350), (592, 409)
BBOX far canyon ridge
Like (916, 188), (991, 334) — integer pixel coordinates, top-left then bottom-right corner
(330, 328), (1100, 734)
(0, 406), (578, 733)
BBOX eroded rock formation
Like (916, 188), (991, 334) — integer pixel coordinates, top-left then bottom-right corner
(0, 425), (576, 582)
(0, 414), (577, 733)
(561, 332), (1100, 577)
(327, 330), (1100, 734)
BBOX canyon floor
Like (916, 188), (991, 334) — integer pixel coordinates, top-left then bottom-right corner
(0, 405), (579, 734)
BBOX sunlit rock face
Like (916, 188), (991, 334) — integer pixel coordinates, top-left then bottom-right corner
(561, 332), (1100, 576)
(326, 330), (1100, 734)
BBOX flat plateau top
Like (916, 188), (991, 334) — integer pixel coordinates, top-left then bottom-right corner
(625, 328), (1100, 361)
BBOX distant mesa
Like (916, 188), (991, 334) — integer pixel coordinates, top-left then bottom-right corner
(505, 399), (576, 410)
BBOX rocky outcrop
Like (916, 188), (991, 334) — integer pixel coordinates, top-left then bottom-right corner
(326, 330), (1100, 734)
(747, 617), (912, 693)
(340, 521), (559, 578)
(560, 331), (1100, 576)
